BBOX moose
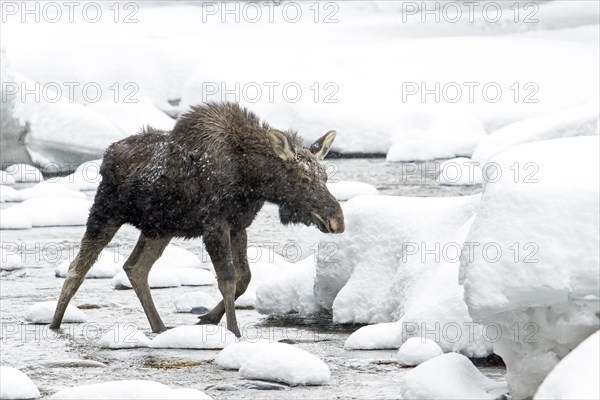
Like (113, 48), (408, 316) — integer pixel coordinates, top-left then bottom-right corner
(50, 102), (345, 337)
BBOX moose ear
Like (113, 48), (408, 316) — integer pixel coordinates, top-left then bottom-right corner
(266, 129), (296, 162)
(309, 130), (337, 160)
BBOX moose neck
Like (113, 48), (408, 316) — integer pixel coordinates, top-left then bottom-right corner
(246, 156), (292, 206)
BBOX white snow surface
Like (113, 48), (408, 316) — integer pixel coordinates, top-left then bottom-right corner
(24, 301), (86, 324)
(112, 270), (181, 289)
(0, 366), (40, 400)
(98, 325), (151, 349)
(460, 136), (600, 398)
(216, 340), (290, 370)
(343, 321), (404, 350)
(2, 164), (43, 183)
(87, 100), (175, 135)
(396, 337), (444, 367)
(153, 246), (212, 271)
(0, 197), (92, 229)
(0, 248), (22, 271)
(326, 181), (379, 201)
(55, 250), (123, 279)
(438, 158), (483, 186)
(49, 380), (211, 400)
(150, 325), (237, 349)
(400, 353), (507, 399)
(237, 342), (331, 386)
(174, 292), (218, 313)
(0, 181), (86, 202)
(535, 330), (600, 400)
(52, 160), (102, 191)
(0, 171), (16, 185)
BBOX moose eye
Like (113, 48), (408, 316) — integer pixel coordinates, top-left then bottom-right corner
(301, 176), (311, 185)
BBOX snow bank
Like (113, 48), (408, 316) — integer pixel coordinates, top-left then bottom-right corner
(438, 158), (483, 186)
(87, 100), (175, 135)
(535, 330), (600, 400)
(150, 325), (237, 349)
(472, 103), (599, 163)
(400, 353), (506, 399)
(238, 342), (331, 386)
(52, 160), (102, 191)
(0, 366), (40, 400)
(98, 325), (151, 349)
(55, 250), (123, 279)
(396, 337), (444, 367)
(0, 248), (22, 271)
(216, 340), (287, 370)
(460, 136), (600, 398)
(50, 380), (211, 400)
(255, 257), (321, 315)
(25, 301), (86, 324)
(174, 292), (217, 313)
(3, 164), (43, 183)
(112, 270), (181, 289)
(327, 181), (379, 201)
(0, 181), (86, 202)
(0, 171), (16, 185)
(0, 197), (92, 229)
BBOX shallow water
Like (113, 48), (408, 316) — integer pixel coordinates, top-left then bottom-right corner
(0, 159), (500, 399)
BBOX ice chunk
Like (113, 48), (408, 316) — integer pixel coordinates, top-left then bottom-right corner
(150, 325), (237, 349)
(437, 158), (483, 186)
(0, 171), (16, 185)
(460, 137), (600, 398)
(24, 301), (86, 324)
(0, 366), (40, 399)
(0, 197), (92, 229)
(326, 181), (378, 201)
(174, 292), (217, 313)
(49, 380), (211, 399)
(55, 250), (123, 279)
(3, 164), (43, 183)
(0, 247), (22, 271)
(400, 353), (506, 399)
(216, 340), (288, 370)
(98, 325), (151, 349)
(238, 343), (330, 386)
(1, 181), (86, 202)
(112, 270), (181, 289)
(396, 337), (443, 367)
(535, 330), (600, 400)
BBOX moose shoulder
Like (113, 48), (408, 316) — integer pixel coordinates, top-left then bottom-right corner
(50, 102), (344, 337)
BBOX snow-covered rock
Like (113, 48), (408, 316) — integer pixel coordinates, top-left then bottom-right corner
(0, 197), (92, 229)
(535, 330), (600, 400)
(24, 301), (87, 324)
(150, 325), (237, 349)
(256, 257), (321, 315)
(472, 103), (599, 163)
(438, 158), (483, 186)
(344, 321), (404, 350)
(327, 181), (379, 201)
(174, 292), (218, 313)
(55, 250), (123, 279)
(49, 380), (211, 400)
(396, 337), (444, 367)
(98, 325), (151, 349)
(0, 181), (86, 202)
(0, 248), (22, 271)
(0, 366), (40, 399)
(52, 160), (102, 191)
(460, 136), (600, 398)
(3, 164), (43, 183)
(112, 270), (181, 289)
(400, 353), (507, 399)
(238, 342), (330, 386)
(87, 100), (175, 135)
(216, 340), (288, 370)
(0, 171), (16, 185)
(169, 268), (215, 286)
(153, 246), (212, 270)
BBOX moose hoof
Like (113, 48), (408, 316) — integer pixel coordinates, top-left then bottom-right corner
(197, 315), (221, 326)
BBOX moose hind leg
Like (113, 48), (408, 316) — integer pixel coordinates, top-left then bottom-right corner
(123, 234), (171, 333)
(50, 222), (120, 330)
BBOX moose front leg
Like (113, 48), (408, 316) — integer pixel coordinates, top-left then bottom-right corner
(201, 224), (241, 337)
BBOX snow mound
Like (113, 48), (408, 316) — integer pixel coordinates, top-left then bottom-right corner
(0, 197), (92, 229)
(154, 246), (212, 270)
(216, 340), (288, 370)
(49, 380), (211, 400)
(400, 353), (506, 399)
(112, 270), (181, 289)
(3, 164), (43, 183)
(52, 160), (102, 191)
(344, 321), (403, 350)
(396, 337), (444, 367)
(24, 301), (86, 324)
(238, 342), (331, 386)
(98, 325), (151, 349)
(174, 292), (218, 313)
(535, 330), (600, 400)
(472, 103), (599, 163)
(1, 181), (86, 202)
(460, 136), (600, 398)
(327, 181), (379, 201)
(55, 250), (123, 279)
(169, 268), (215, 286)
(0, 171), (16, 185)
(0, 366), (40, 399)
(438, 158), (483, 186)
(256, 257), (321, 316)
(150, 325), (237, 350)
(1, 248), (22, 271)
(87, 100), (175, 135)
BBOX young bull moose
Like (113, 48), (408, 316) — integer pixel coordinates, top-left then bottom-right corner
(50, 102), (344, 337)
